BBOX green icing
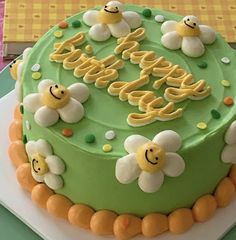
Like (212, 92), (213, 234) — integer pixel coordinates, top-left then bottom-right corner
(22, 5), (236, 216)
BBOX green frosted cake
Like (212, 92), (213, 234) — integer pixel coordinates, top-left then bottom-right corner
(9, 1), (236, 238)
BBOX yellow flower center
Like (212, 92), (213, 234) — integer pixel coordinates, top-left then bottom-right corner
(136, 142), (166, 173)
(42, 84), (70, 109)
(31, 153), (49, 176)
(176, 19), (200, 37)
(10, 60), (22, 80)
(98, 5), (122, 24)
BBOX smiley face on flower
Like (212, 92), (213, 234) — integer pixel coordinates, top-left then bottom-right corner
(83, 1), (142, 41)
(115, 130), (185, 193)
(161, 15), (216, 57)
(23, 79), (89, 127)
(26, 139), (65, 190)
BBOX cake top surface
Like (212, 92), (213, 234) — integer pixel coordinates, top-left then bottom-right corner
(22, 3), (236, 159)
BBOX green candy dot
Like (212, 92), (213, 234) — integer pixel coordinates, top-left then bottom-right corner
(20, 104), (24, 114)
(85, 134), (95, 143)
(72, 20), (81, 28)
(142, 8), (152, 17)
(198, 62), (208, 69)
(211, 109), (221, 119)
(22, 135), (27, 144)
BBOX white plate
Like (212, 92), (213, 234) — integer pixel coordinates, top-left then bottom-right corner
(0, 91), (235, 240)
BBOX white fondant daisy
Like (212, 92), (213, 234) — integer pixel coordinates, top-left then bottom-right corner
(23, 79), (89, 127)
(161, 15), (216, 57)
(222, 121), (236, 164)
(83, 1), (142, 41)
(115, 130), (185, 193)
(10, 48), (32, 102)
(26, 139), (65, 190)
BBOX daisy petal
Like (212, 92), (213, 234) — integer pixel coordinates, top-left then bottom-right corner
(122, 11), (142, 29)
(38, 79), (54, 93)
(153, 130), (182, 152)
(162, 152), (185, 177)
(31, 170), (44, 182)
(34, 106), (59, 127)
(161, 31), (182, 50)
(138, 171), (164, 193)
(23, 93), (42, 113)
(15, 81), (23, 102)
(68, 83), (89, 103)
(107, 1), (124, 12)
(83, 10), (100, 26)
(25, 141), (37, 157)
(44, 173), (64, 190)
(89, 24), (111, 41)
(221, 144), (236, 164)
(199, 25), (216, 44)
(108, 19), (131, 38)
(46, 155), (65, 175)
(124, 135), (150, 154)
(22, 48), (32, 61)
(16, 62), (24, 82)
(161, 20), (177, 34)
(36, 139), (53, 157)
(57, 98), (84, 123)
(225, 121), (236, 145)
(115, 153), (141, 184)
(181, 37), (205, 58)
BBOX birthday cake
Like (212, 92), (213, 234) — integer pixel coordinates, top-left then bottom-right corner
(8, 1), (236, 239)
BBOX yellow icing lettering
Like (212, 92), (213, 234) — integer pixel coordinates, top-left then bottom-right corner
(114, 28), (145, 59)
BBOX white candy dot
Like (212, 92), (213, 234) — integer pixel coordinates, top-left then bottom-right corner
(105, 130), (116, 140)
(221, 57), (230, 64)
(26, 120), (31, 130)
(155, 15), (165, 23)
(31, 63), (41, 72)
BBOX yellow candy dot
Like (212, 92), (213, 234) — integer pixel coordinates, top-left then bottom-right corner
(54, 30), (63, 38)
(103, 144), (112, 152)
(85, 45), (93, 54)
(197, 122), (207, 130)
(221, 80), (230, 87)
(32, 72), (42, 80)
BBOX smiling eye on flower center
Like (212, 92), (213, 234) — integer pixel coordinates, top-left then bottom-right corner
(136, 142), (166, 173)
(42, 84), (70, 109)
(98, 5), (122, 24)
(176, 17), (200, 37)
(31, 153), (48, 176)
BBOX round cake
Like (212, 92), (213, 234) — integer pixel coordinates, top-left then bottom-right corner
(9, 1), (236, 239)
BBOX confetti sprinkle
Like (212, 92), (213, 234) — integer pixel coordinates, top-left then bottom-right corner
(20, 104), (24, 114)
(22, 135), (27, 144)
(211, 109), (221, 119)
(26, 120), (31, 130)
(59, 21), (68, 29)
(197, 122), (207, 130)
(155, 15), (165, 23)
(62, 128), (73, 137)
(103, 144), (112, 152)
(31, 63), (41, 72)
(105, 130), (116, 140)
(224, 96), (234, 106)
(221, 57), (230, 64)
(72, 20), (81, 28)
(85, 134), (95, 143)
(142, 9), (152, 17)
(54, 30), (63, 38)
(32, 72), (42, 80)
(85, 45), (93, 54)
(221, 80), (230, 87)
(197, 62), (208, 69)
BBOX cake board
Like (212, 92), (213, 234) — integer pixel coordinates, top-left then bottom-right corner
(0, 90), (235, 240)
